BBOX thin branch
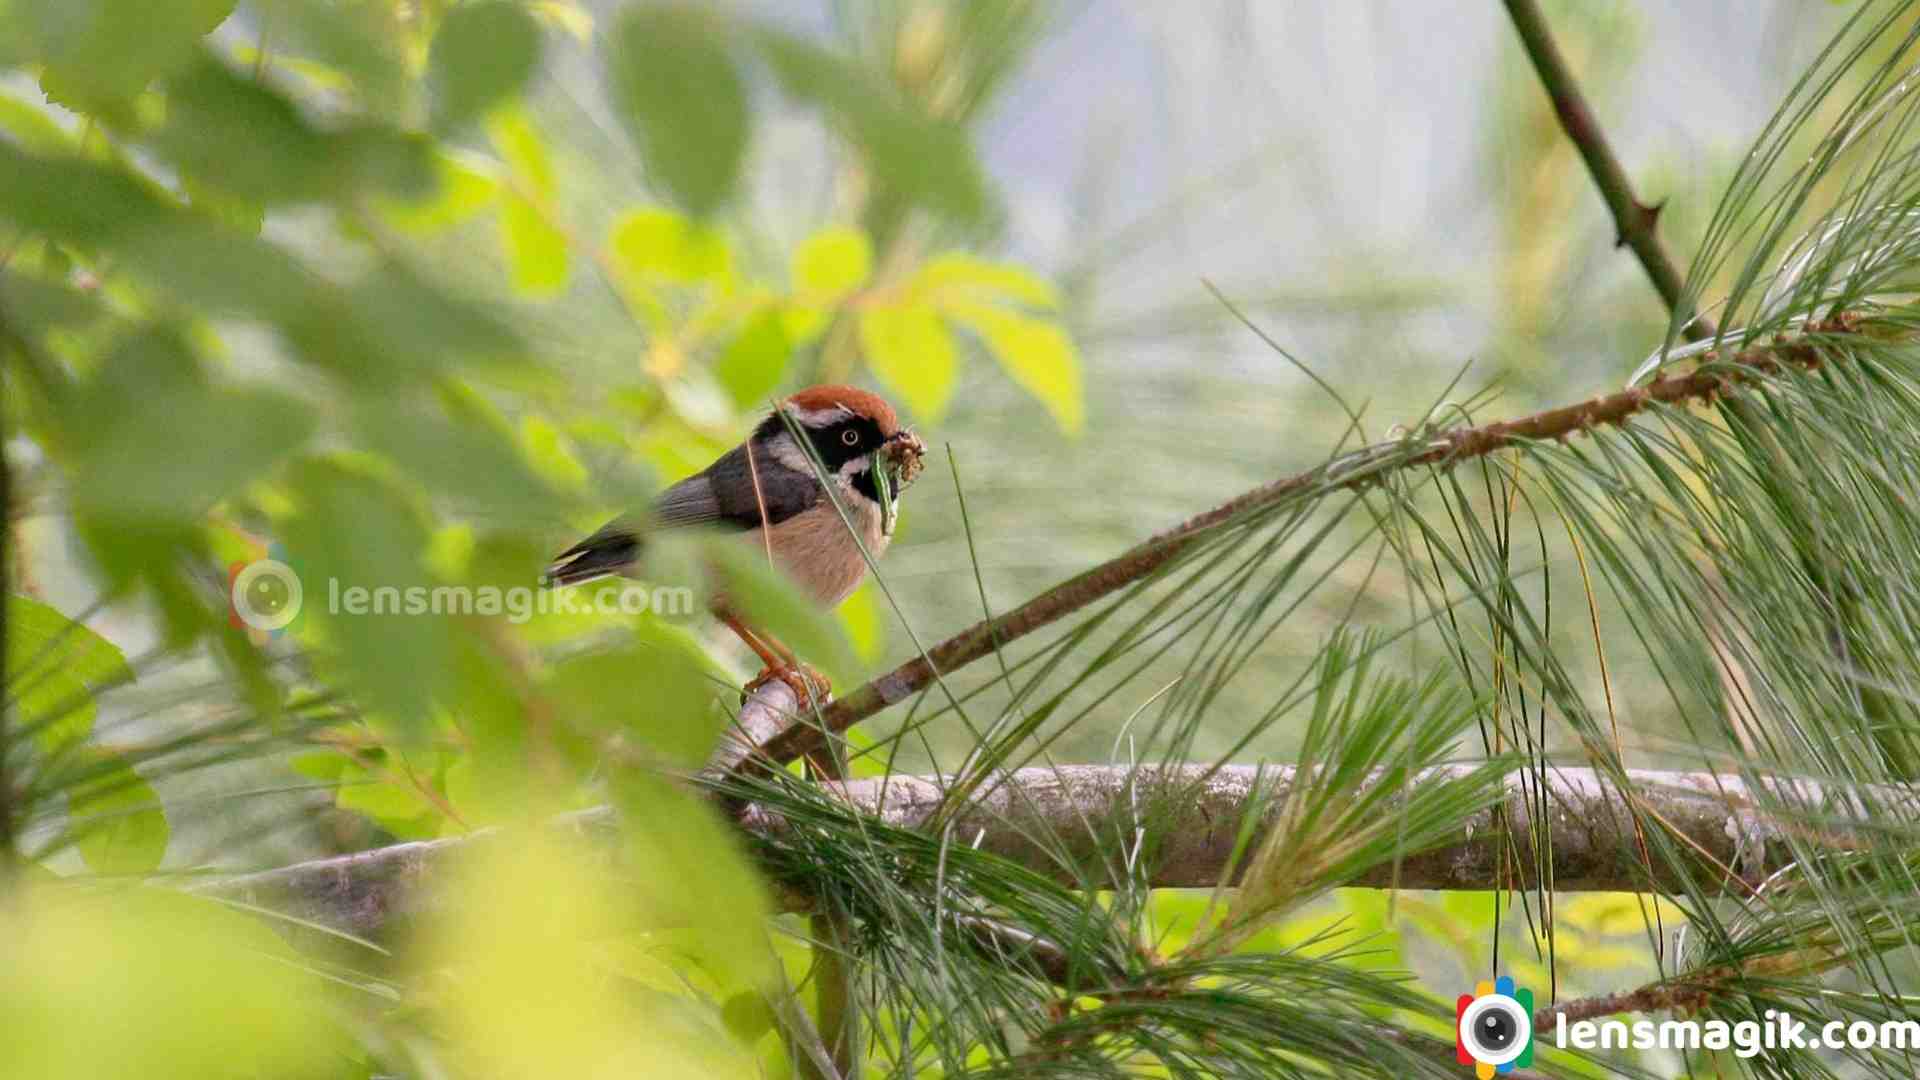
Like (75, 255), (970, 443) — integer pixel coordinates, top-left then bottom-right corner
(196, 762), (1895, 940)
(735, 323), (1852, 778)
(1501, 0), (1718, 341)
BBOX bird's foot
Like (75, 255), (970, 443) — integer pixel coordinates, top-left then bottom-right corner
(743, 661), (831, 708)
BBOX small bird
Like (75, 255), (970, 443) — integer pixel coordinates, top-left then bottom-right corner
(546, 385), (926, 702)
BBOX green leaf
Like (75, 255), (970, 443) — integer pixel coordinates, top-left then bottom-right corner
(607, 6), (750, 217)
(913, 252), (1058, 310)
(335, 762), (439, 836)
(702, 539), (859, 687)
(4, 596), (131, 695)
(6, 595), (132, 755)
(714, 308), (790, 408)
(545, 621), (725, 768)
(0, 90), (73, 154)
(609, 207), (732, 284)
(756, 30), (987, 225)
(157, 54), (433, 208)
(379, 150), (499, 233)
(280, 458), (451, 735)
(353, 398), (555, 521)
(490, 109), (569, 295)
(28, 0), (236, 115)
(72, 755), (169, 875)
(249, 0), (406, 111)
(0, 272), (103, 341)
(309, 263), (522, 380)
(614, 775), (775, 991)
(792, 226), (872, 299)
(946, 301), (1084, 435)
(63, 329), (315, 524)
(520, 414), (589, 494)
(501, 192), (569, 295)
(858, 303), (957, 421)
(430, 1), (543, 132)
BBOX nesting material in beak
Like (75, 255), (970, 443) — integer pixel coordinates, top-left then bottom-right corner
(874, 430), (926, 534)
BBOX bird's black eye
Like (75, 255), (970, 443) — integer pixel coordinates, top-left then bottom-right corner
(841, 429), (861, 447)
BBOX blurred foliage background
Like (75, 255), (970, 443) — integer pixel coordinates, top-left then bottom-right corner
(2, 1), (1905, 1077)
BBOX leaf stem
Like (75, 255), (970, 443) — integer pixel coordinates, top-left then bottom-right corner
(1500, 0), (1717, 342)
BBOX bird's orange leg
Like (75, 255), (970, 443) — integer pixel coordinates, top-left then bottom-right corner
(716, 607), (831, 706)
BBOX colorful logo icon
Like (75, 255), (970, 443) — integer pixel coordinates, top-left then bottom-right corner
(228, 540), (303, 640)
(1457, 976), (1534, 1077)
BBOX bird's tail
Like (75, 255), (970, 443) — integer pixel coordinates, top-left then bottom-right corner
(542, 528), (641, 588)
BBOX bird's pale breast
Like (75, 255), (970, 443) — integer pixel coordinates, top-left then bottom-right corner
(747, 495), (889, 607)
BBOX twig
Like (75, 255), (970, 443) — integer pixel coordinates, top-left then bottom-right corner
(735, 323), (1850, 778)
(196, 762), (1897, 940)
(1501, 0), (1717, 342)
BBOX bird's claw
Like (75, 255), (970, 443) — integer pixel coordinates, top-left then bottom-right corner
(743, 662), (831, 708)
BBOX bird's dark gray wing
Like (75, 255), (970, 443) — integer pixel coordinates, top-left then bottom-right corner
(668, 440), (819, 530)
(545, 441), (820, 586)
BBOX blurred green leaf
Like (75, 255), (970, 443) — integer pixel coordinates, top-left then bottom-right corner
(912, 252), (1058, 310)
(0, 142), (175, 248)
(430, 1), (543, 132)
(703, 539), (858, 686)
(5, 594), (131, 754)
(280, 458), (450, 735)
(756, 30), (987, 225)
(502, 193), (569, 295)
(545, 621), (725, 768)
(353, 398), (555, 521)
(181, 175), (265, 235)
(284, 263), (522, 382)
(609, 207), (732, 284)
(615, 775), (775, 991)
(946, 300), (1084, 435)
(0, 90), (74, 154)
(26, 0), (235, 115)
(71, 754), (169, 874)
(607, 5), (750, 217)
(251, 0), (405, 111)
(417, 829), (762, 1076)
(0, 271), (105, 339)
(64, 329), (314, 524)
(520, 414), (588, 494)
(792, 225), (872, 299)
(2, 888), (342, 1076)
(490, 110), (569, 295)
(858, 303), (957, 421)
(714, 308), (789, 408)
(157, 54), (433, 208)
(720, 991), (776, 1043)
(379, 150), (499, 233)
(336, 761), (439, 837)
(532, 1), (594, 42)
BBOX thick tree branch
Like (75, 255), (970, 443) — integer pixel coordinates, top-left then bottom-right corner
(1501, 0), (1717, 341)
(733, 325), (1849, 780)
(199, 762), (1894, 941)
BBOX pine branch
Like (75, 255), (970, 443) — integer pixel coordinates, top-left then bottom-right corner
(1501, 0), (1718, 342)
(196, 761), (1887, 940)
(731, 323), (1853, 780)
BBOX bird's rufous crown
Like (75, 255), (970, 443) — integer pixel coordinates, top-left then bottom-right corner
(784, 384), (902, 437)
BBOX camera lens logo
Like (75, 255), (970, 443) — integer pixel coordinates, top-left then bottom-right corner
(1457, 976), (1534, 1077)
(228, 543), (303, 638)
